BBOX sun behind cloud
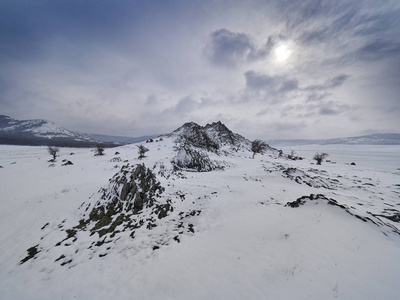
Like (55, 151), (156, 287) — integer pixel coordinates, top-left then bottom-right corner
(274, 43), (291, 63)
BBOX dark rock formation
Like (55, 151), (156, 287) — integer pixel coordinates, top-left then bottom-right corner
(172, 145), (216, 172)
(172, 121), (249, 151)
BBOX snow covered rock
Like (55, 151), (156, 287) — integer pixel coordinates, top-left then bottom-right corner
(169, 121), (251, 172)
(171, 121), (250, 152)
(172, 144), (216, 172)
(87, 163), (169, 234)
(20, 163), (175, 265)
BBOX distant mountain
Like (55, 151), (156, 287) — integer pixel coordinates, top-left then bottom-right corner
(88, 133), (160, 145)
(0, 115), (103, 147)
(267, 133), (400, 146)
(0, 115), (131, 147)
(324, 133), (400, 145)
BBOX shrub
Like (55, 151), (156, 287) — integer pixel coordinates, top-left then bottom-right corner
(251, 139), (267, 159)
(313, 152), (329, 165)
(94, 145), (105, 156)
(137, 144), (149, 159)
(47, 146), (59, 161)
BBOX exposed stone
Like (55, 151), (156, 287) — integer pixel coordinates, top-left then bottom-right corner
(172, 145), (216, 172)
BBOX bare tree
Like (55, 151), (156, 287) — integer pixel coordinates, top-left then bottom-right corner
(313, 152), (329, 165)
(94, 145), (105, 156)
(137, 144), (149, 159)
(47, 146), (59, 161)
(251, 139), (267, 159)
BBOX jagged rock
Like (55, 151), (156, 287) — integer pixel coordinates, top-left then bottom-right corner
(51, 163), (168, 245)
(170, 121), (251, 172)
(172, 145), (216, 172)
(204, 121), (242, 145)
(93, 163), (165, 218)
(285, 194), (328, 207)
(172, 121), (249, 152)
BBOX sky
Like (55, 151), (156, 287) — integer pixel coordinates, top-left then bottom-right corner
(1, 0), (399, 140)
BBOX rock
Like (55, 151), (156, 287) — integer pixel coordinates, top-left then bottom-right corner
(86, 163), (165, 235)
(20, 245), (40, 264)
(172, 121), (249, 151)
(172, 145), (216, 172)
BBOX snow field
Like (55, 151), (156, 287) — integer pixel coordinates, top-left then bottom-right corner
(1, 141), (400, 299)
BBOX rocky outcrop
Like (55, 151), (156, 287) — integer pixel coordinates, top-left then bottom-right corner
(172, 121), (249, 152)
(170, 121), (249, 172)
(172, 145), (216, 172)
(20, 163), (203, 266)
(82, 163), (170, 238)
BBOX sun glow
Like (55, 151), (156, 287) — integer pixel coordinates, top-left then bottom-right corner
(274, 44), (291, 63)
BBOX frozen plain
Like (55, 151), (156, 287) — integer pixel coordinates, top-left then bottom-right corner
(1, 141), (400, 300)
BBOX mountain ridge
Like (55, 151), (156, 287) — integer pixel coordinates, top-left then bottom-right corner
(2, 115), (398, 147)
(267, 133), (400, 146)
(0, 115), (152, 147)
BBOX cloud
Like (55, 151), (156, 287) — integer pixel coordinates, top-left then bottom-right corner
(244, 70), (298, 94)
(244, 71), (347, 95)
(304, 74), (349, 91)
(204, 29), (275, 67)
(297, 8), (358, 45)
(161, 96), (200, 117)
(280, 0), (400, 67)
(356, 40), (400, 61)
(203, 29), (254, 67)
(279, 78), (299, 93)
(0, 0), (399, 139)
(319, 107), (339, 115)
(244, 71), (275, 89)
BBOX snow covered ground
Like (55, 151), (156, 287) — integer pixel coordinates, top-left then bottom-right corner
(1, 140), (400, 299)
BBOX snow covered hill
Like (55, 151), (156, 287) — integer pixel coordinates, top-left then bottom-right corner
(0, 115), (118, 147)
(1, 121), (400, 300)
(267, 133), (400, 146)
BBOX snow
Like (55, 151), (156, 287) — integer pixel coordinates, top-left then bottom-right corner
(1, 141), (400, 299)
(0, 115), (95, 142)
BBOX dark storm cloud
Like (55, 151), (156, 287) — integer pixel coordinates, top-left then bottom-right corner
(204, 29), (274, 67)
